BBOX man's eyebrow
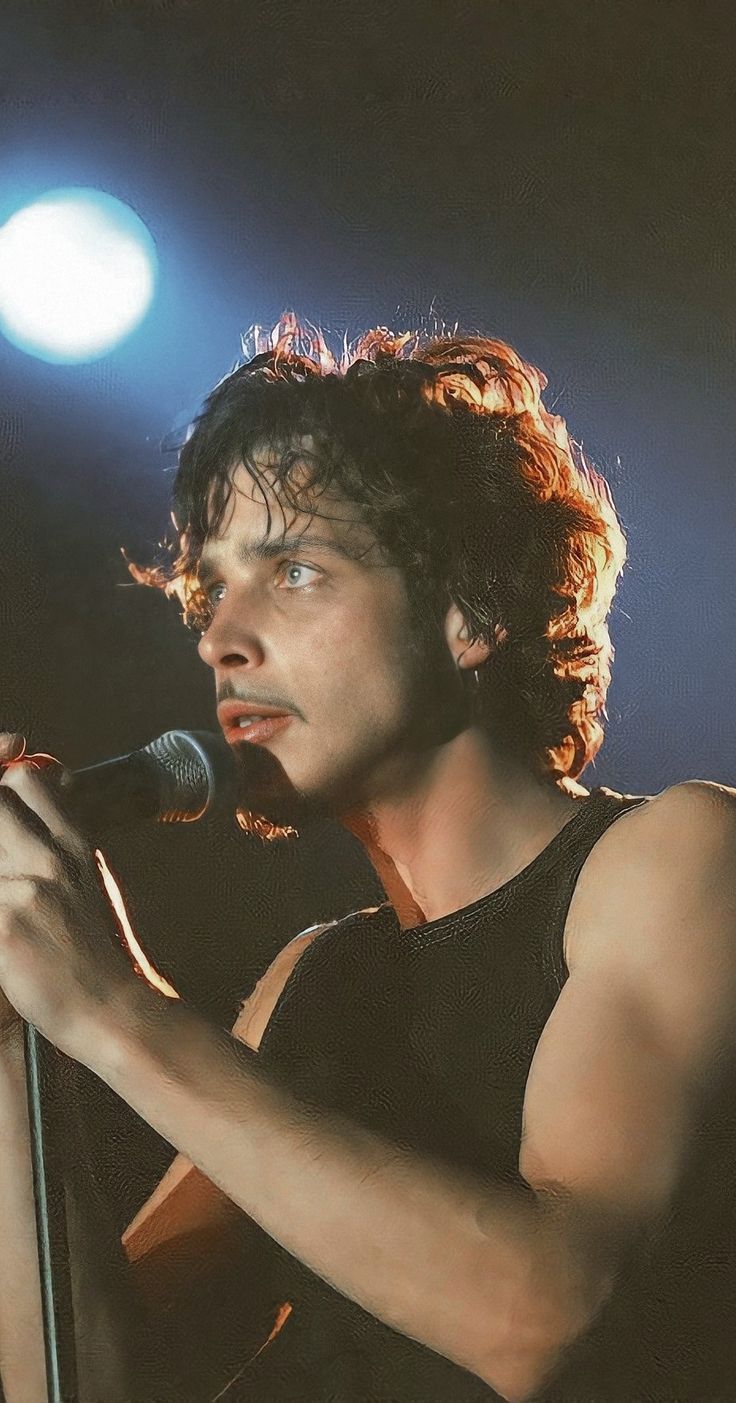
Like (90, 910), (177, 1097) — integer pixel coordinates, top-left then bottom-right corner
(197, 533), (371, 580)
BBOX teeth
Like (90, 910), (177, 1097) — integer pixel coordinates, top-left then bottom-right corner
(238, 716), (264, 727)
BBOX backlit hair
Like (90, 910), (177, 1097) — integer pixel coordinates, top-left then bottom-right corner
(132, 312), (627, 789)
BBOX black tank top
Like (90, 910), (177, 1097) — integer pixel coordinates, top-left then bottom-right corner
(224, 784), (736, 1402)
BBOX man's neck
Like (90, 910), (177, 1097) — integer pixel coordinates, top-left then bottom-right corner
(341, 727), (589, 929)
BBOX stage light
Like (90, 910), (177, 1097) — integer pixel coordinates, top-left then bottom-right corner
(0, 187), (157, 364)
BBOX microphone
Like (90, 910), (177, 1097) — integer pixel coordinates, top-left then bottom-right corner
(56, 730), (235, 830)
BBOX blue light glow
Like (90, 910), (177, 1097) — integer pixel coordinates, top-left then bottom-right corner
(0, 188), (157, 363)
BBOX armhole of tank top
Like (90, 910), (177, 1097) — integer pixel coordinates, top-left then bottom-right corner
(259, 903), (390, 1051)
(557, 793), (652, 981)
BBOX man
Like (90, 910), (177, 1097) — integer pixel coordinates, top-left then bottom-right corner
(0, 315), (735, 1402)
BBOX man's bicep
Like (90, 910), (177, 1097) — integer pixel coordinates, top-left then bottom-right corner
(519, 968), (691, 1223)
(521, 780), (736, 1255)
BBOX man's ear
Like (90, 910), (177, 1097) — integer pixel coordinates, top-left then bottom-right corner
(444, 603), (493, 672)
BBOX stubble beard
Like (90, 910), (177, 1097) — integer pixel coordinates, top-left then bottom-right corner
(230, 606), (474, 830)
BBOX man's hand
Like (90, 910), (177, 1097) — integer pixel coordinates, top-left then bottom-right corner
(0, 732), (143, 1060)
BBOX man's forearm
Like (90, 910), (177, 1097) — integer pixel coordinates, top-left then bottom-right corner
(89, 986), (595, 1399)
(0, 1028), (180, 1403)
(0, 1028), (47, 1403)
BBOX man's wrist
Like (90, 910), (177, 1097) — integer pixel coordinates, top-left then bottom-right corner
(77, 972), (183, 1085)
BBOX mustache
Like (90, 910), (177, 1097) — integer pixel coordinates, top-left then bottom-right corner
(216, 683), (304, 719)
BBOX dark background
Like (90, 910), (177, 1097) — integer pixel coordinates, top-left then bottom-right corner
(1, 0), (735, 1220)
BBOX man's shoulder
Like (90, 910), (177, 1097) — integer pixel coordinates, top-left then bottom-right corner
(643, 776), (736, 815)
(576, 777), (736, 889)
(565, 779), (736, 966)
(635, 778), (736, 909)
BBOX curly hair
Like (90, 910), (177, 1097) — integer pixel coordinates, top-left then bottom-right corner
(132, 312), (627, 789)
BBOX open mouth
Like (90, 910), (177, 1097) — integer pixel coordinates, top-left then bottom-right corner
(221, 714), (295, 746)
(217, 699), (297, 747)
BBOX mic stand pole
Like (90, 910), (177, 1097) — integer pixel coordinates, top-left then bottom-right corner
(24, 1022), (78, 1403)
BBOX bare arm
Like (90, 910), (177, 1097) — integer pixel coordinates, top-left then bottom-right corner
(121, 919), (333, 1376)
(119, 922), (341, 1402)
(516, 779), (736, 1397)
(122, 921), (332, 1263)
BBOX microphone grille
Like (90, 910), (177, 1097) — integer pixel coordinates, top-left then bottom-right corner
(141, 730), (233, 822)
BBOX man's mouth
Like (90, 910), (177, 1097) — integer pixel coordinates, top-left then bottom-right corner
(217, 701), (296, 746)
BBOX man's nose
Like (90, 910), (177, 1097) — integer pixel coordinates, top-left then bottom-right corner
(197, 595), (266, 671)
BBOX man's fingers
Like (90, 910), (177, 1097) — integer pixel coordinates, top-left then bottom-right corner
(0, 762), (86, 858)
(0, 732), (26, 763)
(0, 784), (60, 880)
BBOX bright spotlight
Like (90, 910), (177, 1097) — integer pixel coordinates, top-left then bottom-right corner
(0, 187), (157, 364)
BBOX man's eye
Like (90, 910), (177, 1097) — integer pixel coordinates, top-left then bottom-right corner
(206, 583), (226, 604)
(277, 562), (321, 589)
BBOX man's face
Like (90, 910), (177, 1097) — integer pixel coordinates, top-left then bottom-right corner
(195, 460), (469, 820)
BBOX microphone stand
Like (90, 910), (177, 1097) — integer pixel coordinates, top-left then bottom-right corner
(24, 1023), (78, 1402)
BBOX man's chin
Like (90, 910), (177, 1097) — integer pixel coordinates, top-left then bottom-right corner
(230, 739), (327, 828)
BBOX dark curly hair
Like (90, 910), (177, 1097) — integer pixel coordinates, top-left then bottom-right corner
(131, 312), (626, 790)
